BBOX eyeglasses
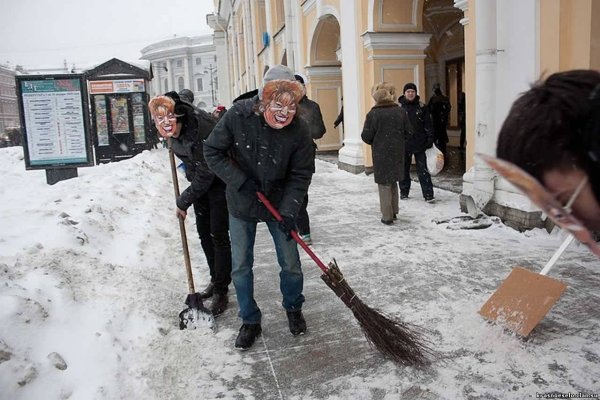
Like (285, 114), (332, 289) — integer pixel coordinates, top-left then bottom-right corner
(155, 114), (177, 124)
(479, 153), (600, 257)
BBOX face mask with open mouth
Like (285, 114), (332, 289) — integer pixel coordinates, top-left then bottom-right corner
(260, 79), (304, 130)
(148, 96), (183, 138)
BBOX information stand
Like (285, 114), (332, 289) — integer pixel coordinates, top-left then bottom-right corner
(16, 74), (93, 185)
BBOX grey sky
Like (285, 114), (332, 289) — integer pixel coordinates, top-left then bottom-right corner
(0, 0), (214, 69)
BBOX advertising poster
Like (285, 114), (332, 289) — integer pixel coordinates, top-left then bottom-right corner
(18, 76), (92, 168)
(94, 96), (109, 146)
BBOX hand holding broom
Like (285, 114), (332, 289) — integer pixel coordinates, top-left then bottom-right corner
(257, 191), (433, 366)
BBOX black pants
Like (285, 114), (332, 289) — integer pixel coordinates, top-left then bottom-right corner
(193, 180), (232, 295)
(296, 193), (310, 236)
(399, 150), (434, 199)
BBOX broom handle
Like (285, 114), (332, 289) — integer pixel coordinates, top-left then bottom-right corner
(257, 191), (329, 274)
(540, 234), (574, 276)
(168, 139), (195, 294)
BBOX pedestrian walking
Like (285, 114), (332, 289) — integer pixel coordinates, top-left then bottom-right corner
(294, 73), (326, 245)
(203, 65), (314, 350)
(398, 83), (436, 202)
(361, 82), (411, 224)
(149, 92), (232, 317)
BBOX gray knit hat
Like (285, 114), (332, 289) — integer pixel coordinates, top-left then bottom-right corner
(259, 65), (295, 99)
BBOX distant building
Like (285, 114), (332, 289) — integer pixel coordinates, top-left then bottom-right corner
(140, 35), (219, 111)
(0, 64), (19, 134)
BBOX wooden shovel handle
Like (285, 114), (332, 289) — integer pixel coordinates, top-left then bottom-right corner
(168, 139), (195, 294)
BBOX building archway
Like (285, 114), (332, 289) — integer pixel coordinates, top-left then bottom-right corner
(306, 14), (343, 152)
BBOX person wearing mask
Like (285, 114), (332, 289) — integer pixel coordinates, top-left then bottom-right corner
(398, 83), (435, 202)
(361, 82), (411, 224)
(294, 73), (326, 245)
(203, 65), (314, 350)
(148, 92), (232, 317)
(496, 69), (600, 233)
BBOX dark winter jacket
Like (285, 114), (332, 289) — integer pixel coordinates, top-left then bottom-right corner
(398, 95), (434, 153)
(361, 100), (411, 184)
(169, 101), (222, 211)
(203, 96), (315, 221)
(298, 96), (326, 140)
(428, 92), (451, 143)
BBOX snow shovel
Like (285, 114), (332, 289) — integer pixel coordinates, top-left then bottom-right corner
(167, 139), (215, 331)
(256, 192), (433, 366)
(479, 234), (572, 337)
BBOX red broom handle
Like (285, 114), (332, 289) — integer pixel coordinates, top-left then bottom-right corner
(257, 191), (329, 274)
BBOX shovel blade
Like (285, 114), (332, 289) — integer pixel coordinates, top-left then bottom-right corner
(179, 293), (216, 332)
(479, 267), (567, 337)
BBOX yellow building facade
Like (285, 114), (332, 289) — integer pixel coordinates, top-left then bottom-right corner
(208, 0), (599, 231)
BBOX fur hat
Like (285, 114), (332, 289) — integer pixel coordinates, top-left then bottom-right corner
(403, 83), (417, 93)
(372, 82), (396, 104)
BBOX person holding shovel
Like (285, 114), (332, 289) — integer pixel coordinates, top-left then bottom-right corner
(149, 92), (232, 317)
(496, 69), (600, 233)
(203, 65), (314, 350)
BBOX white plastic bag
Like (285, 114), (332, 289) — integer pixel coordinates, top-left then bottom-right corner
(425, 144), (444, 176)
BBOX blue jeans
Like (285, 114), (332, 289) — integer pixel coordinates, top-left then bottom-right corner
(229, 214), (305, 324)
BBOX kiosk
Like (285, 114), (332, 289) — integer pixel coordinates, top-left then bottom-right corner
(85, 58), (155, 164)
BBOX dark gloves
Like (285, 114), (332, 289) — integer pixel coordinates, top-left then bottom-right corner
(239, 179), (259, 194)
(278, 215), (296, 241)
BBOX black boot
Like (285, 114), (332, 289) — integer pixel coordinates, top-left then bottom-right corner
(210, 292), (228, 316)
(235, 324), (262, 350)
(199, 282), (214, 299)
(286, 310), (307, 336)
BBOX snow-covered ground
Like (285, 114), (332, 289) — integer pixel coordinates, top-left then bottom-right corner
(0, 146), (598, 399)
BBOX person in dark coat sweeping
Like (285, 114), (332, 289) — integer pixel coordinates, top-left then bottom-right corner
(149, 93), (232, 317)
(398, 83), (435, 202)
(362, 82), (412, 224)
(203, 65), (314, 350)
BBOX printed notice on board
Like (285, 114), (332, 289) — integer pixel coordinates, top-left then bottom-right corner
(21, 79), (88, 166)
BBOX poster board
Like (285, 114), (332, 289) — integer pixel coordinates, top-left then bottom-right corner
(16, 74), (93, 170)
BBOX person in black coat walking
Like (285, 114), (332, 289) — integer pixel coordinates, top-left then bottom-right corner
(294, 73), (326, 245)
(149, 92), (232, 317)
(362, 82), (412, 224)
(398, 83), (435, 202)
(203, 65), (314, 351)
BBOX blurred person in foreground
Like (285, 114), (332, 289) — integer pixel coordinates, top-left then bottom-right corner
(294, 73), (326, 245)
(361, 82), (411, 225)
(148, 92), (232, 317)
(495, 69), (600, 234)
(203, 65), (314, 350)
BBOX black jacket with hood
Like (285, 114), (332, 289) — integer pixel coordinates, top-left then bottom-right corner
(398, 94), (434, 153)
(167, 96), (222, 211)
(203, 96), (315, 222)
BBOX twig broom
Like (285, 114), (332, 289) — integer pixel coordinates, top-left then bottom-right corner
(257, 192), (433, 366)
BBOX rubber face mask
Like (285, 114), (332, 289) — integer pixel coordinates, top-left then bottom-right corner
(264, 95), (297, 129)
(260, 79), (304, 130)
(479, 153), (600, 258)
(149, 96), (181, 138)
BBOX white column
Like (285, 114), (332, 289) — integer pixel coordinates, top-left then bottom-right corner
(338, 0), (364, 171)
(213, 31), (232, 106)
(462, 0), (497, 215)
